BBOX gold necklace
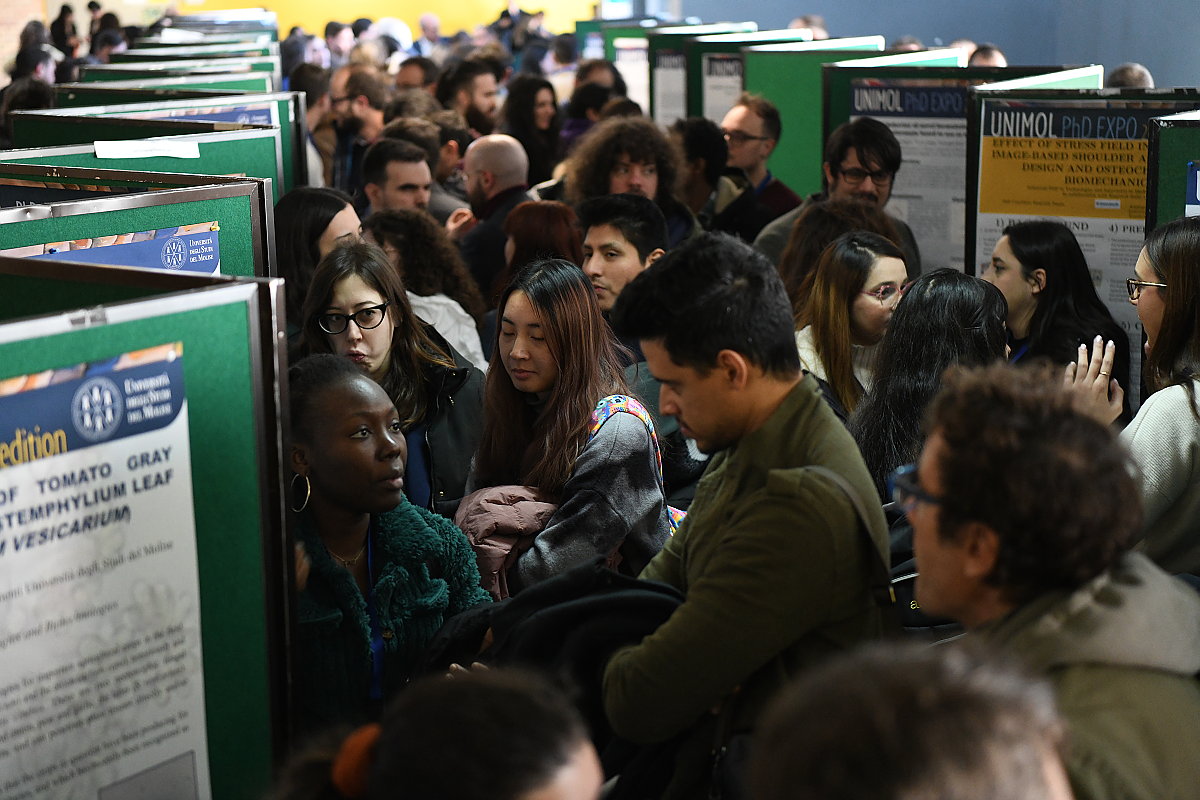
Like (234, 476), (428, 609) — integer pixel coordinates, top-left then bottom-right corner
(327, 541), (366, 568)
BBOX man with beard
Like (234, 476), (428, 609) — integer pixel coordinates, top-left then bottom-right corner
(329, 66), (390, 199)
(447, 134), (531, 292)
(753, 117), (921, 277)
(435, 58), (500, 138)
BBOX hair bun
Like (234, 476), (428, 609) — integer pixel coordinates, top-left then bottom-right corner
(331, 723), (382, 798)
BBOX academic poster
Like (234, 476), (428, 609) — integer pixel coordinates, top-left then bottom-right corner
(852, 79), (968, 271)
(701, 53), (743, 122)
(0, 344), (210, 800)
(975, 98), (1172, 401)
(1186, 162), (1200, 218)
(652, 49), (686, 125)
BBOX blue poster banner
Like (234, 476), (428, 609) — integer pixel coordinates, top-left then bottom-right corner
(0, 348), (185, 469)
(851, 83), (966, 119)
(29, 224), (220, 274)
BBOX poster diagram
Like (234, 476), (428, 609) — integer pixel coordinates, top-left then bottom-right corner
(852, 78), (968, 271)
(0, 222), (221, 275)
(0, 343), (211, 800)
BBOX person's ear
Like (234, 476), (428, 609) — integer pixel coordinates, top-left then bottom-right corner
(643, 248), (665, 269)
(822, 161), (835, 188)
(1029, 268), (1047, 294)
(364, 182), (382, 209)
(291, 444), (310, 476)
(715, 348), (752, 390)
(959, 521), (1001, 581)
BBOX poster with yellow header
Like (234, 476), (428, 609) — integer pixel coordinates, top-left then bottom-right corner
(975, 99), (1190, 406)
(0, 343), (211, 799)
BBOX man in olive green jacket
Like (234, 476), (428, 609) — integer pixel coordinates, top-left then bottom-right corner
(605, 232), (890, 799)
(906, 363), (1200, 800)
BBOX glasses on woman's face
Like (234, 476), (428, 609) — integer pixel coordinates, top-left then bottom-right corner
(860, 281), (910, 307)
(887, 463), (943, 513)
(318, 301), (390, 335)
(1126, 277), (1167, 301)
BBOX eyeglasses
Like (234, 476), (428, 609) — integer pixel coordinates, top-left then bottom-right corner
(330, 95), (352, 106)
(722, 129), (771, 146)
(318, 301), (390, 335)
(861, 281), (910, 306)
(887, 463), (942, 513)
(1126, 277), (1167, 301)
(836, 166), (894, 186)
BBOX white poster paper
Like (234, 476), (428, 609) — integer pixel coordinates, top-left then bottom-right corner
(0, 343), (210, 800)
(701, 53), (743, 123)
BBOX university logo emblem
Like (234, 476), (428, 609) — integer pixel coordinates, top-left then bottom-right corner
(71, 376), (124, 442)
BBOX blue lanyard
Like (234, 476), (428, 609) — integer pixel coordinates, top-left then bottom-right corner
(1009, 341), (1031, 363)
(365, 526), (385, 701)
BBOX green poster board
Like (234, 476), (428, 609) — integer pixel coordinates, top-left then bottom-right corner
(0, 263), (288, 800)
(56, 86), (240, 107)
(20, 93), (306, 193)
(0, 164), (273, 277)
(134, 33), (274, 48)
(974, 65), (1105, 92)
(58, 73), (274, 95)
(113, 42), (279, 62)
(646, 23), (759, 124)
(685, 29), (817, 119)
(162, 9), (280, 41)
(741, 39), (885, 196)
(1146, 109), (1200, 229)
(0, 127), (284, 204)
(79, 57), (281, 92)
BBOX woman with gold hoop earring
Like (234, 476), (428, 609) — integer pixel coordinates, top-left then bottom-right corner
(288, 353), (489, 737)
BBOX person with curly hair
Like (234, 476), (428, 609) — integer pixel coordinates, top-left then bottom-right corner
(362, 209), (487, 368)
(564, 116), (699, 247)
(900, 361), (1200, 800)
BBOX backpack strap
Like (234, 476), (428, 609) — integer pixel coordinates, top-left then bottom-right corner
(805, 465), (900, 631)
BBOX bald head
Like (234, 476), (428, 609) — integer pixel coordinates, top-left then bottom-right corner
(465, 134), (529, 194)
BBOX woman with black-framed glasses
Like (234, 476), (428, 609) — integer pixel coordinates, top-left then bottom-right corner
(301, 241), (485, 514)
(1071, 215), (1200, 577)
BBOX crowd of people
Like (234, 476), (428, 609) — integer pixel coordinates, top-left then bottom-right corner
(4, 5), (1197, 799)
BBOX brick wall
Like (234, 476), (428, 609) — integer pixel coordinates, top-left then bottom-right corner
(2, 0), (47, 88)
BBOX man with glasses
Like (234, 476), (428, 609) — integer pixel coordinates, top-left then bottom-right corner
(720, 93), (802, 220)
(754, 117), (921, 278)
(898, 362), (1200, 800)
(329, 66), (391, 199)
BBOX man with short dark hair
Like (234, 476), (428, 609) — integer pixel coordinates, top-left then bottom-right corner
(604, 232), (890, 799)
(289, 62), (331, 187)
(435, 58), (499, 138)
(720, 92), (801, 219)
(906, 363), (1200, 800)
(325, 21), (355, 70)
(381, 116), (465, 223)
(754, 117), (921, 276)
(397, 56), (438, 94)
(329, 66), (390, 197)
(752, 643), (1074, 800)
(361, 138), (432, 214)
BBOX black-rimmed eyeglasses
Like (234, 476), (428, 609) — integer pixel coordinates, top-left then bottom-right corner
(318, 301), (390, 335)
(887, 463), (942, 513)
(836, 166), (894, 186)
(1126, 278), (1167, 301)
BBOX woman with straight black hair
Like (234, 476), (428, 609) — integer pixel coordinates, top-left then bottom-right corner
(849, 269), (1009, 499)
(500, 75), (562, 186)
(984, 219), (1130, 420)
(275, 186), (361, 336)
(795, 231), (909, 420)
(468, 259), (669, 591)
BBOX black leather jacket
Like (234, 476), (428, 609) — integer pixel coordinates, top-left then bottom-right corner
(420, 325), (485, 515)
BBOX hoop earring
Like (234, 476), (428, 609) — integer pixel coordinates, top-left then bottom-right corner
(290, 473), (311, 513)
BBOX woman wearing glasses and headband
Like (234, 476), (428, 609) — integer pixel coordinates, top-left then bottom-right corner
(983, 219), (1131, 422)
(302, 241), (485, 514)
(1072, 215), (1200, 577)
(795, 231), (909, 421)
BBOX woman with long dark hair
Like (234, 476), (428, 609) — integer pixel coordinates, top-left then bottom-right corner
(287, 353), (488, 736)
(1074, 215), (1200, 575)
(849, 269), (1009, 499)
(275, 186), (361, 335)
(984, 219), (1130, 420)
(469, 259), (669, 591)
(795, 231), (908, 420)
(500, 75), (561, 186)
(302, 241), (484, 512)
(362, 209), (487, 368)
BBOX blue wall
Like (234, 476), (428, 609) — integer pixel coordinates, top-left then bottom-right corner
(680, 0), (1198, 88)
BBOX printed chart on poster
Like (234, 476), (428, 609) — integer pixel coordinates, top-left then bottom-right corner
(0, 344), (211, 800)
(975, 98), (1170, 403)
(851, 78), (967, 271)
